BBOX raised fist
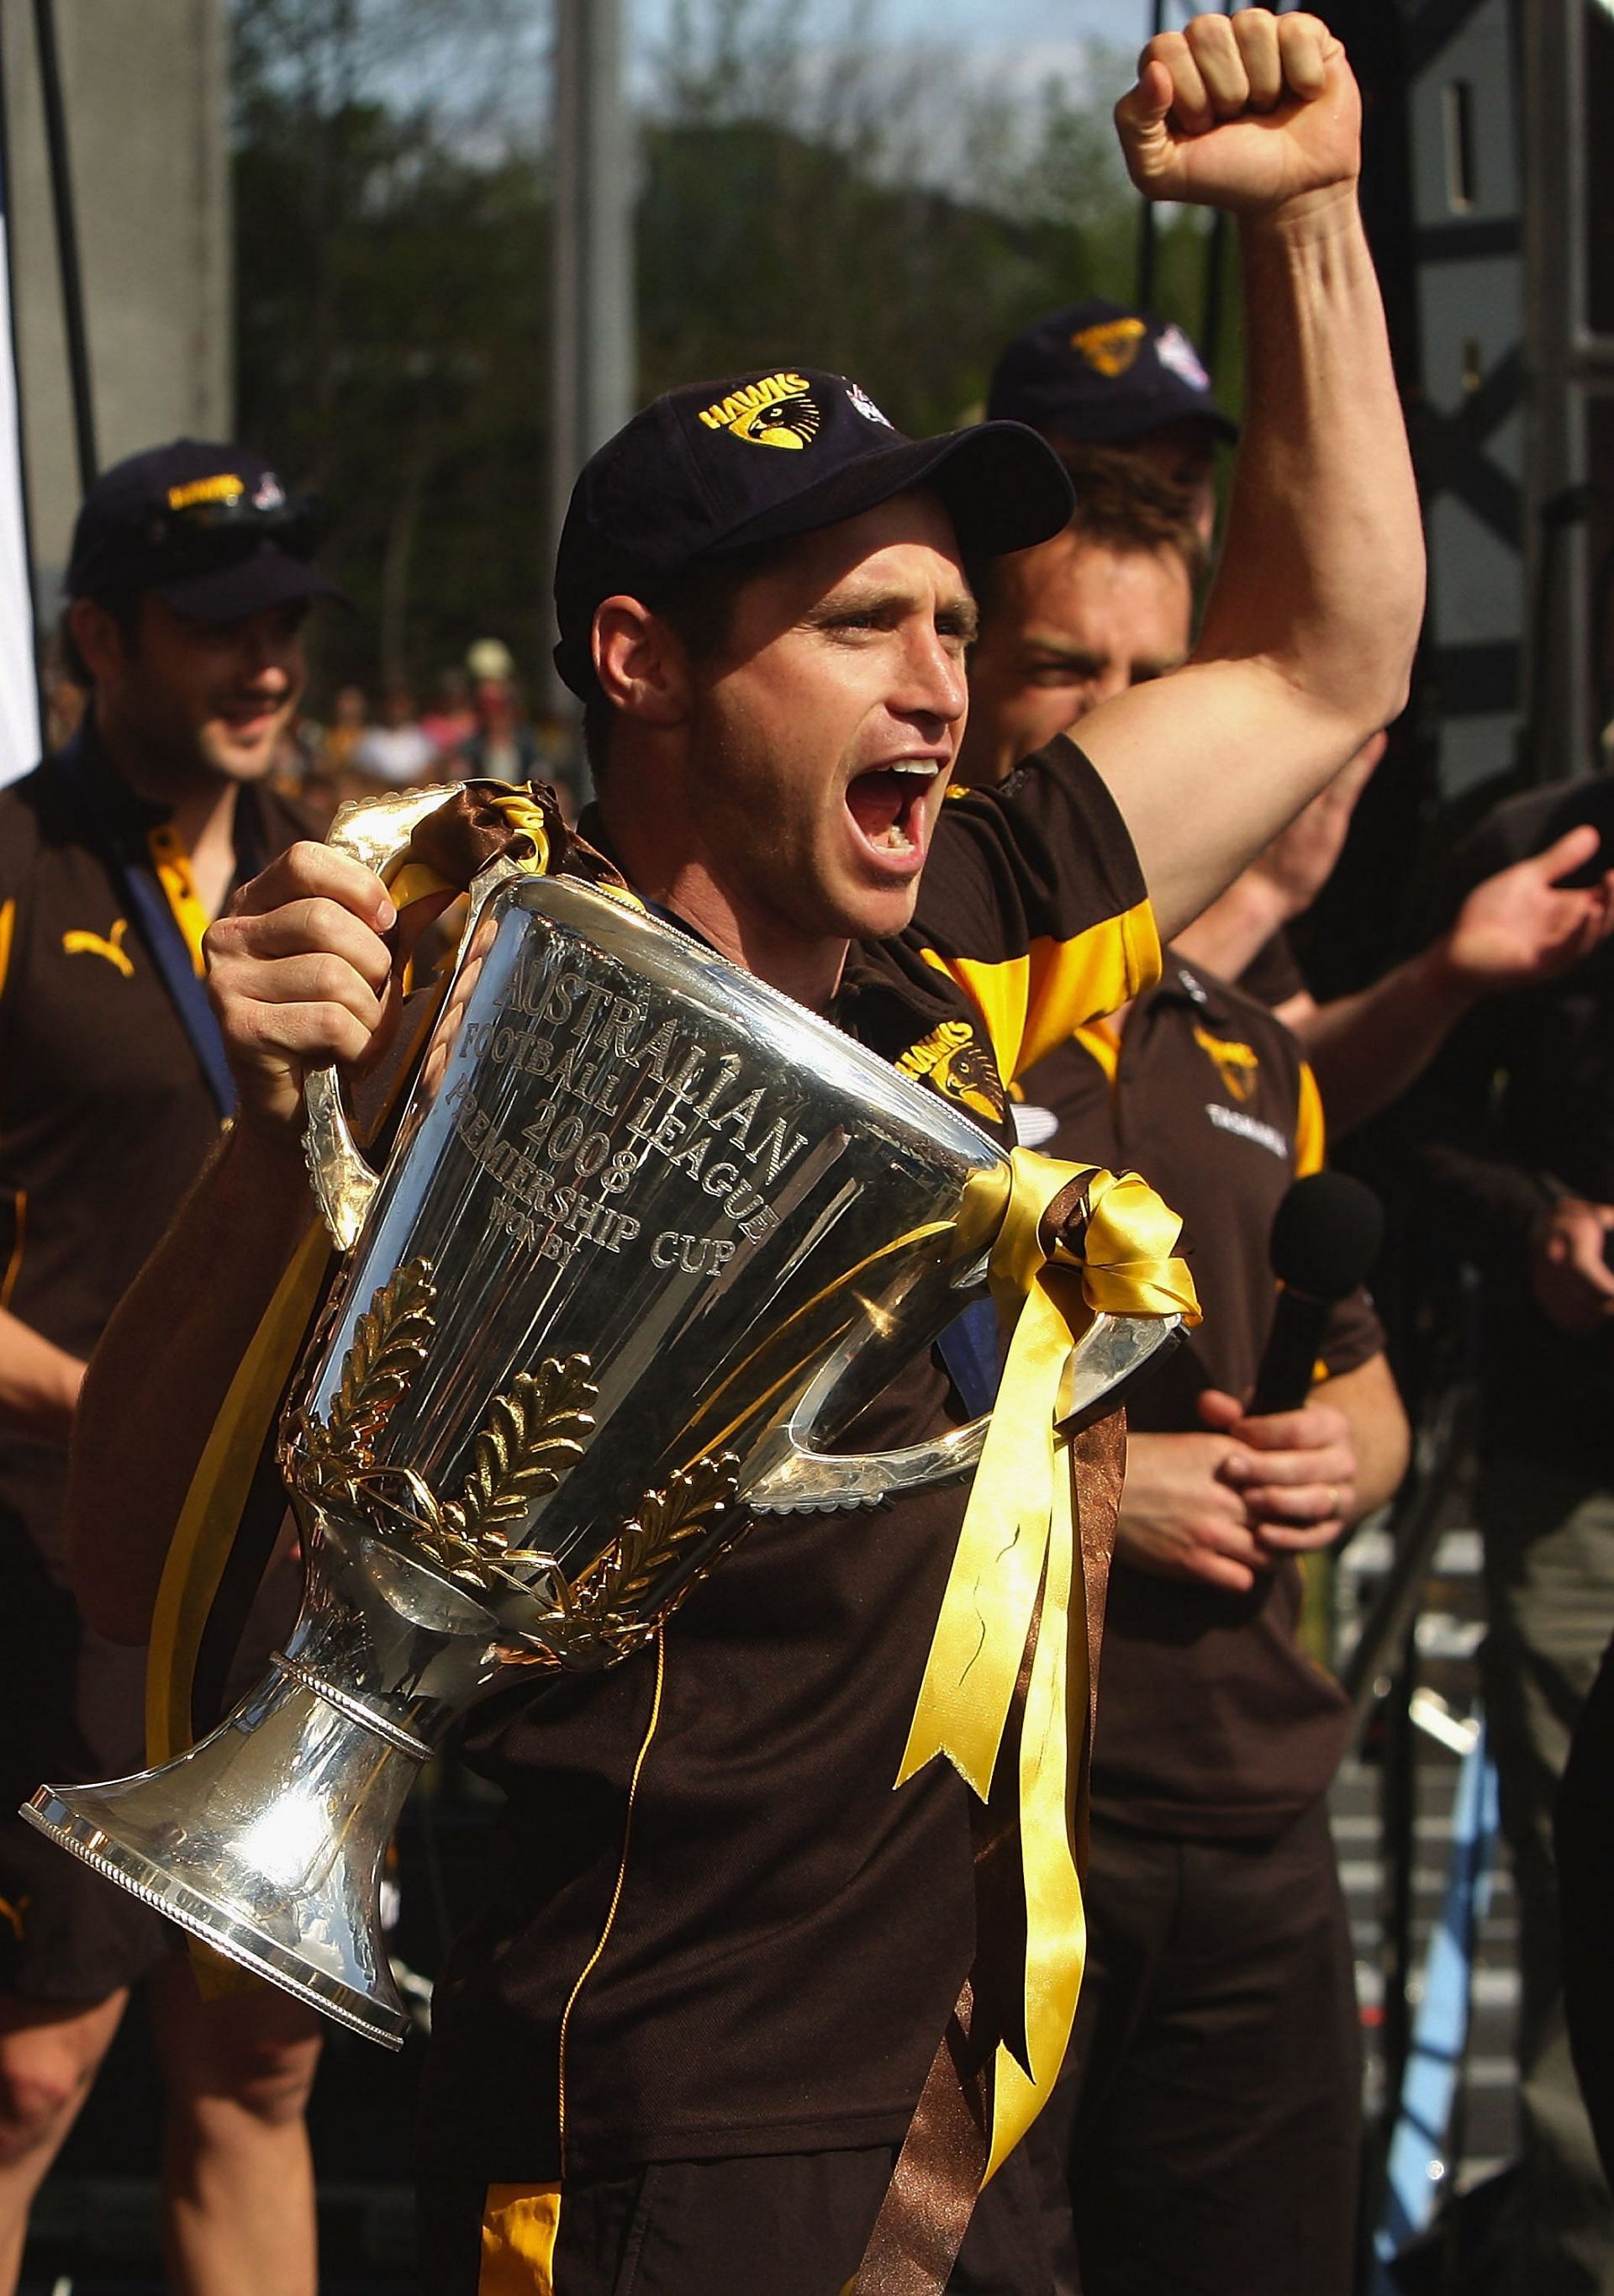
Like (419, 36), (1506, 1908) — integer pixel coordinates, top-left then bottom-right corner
(1116, 10), (1360, 217)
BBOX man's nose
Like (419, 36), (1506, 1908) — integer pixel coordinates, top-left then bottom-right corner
(242, 632), (295, 684)
(901, 627), (968, 723)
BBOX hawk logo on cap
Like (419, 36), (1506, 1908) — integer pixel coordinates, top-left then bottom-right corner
(699, 371), (820, 451)
(166, 472), (244, 511)
(1070, 317), (1147, 379)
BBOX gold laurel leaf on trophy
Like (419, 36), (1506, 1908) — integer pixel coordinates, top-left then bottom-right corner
(318, 1256), (440, 1465)
(446, 1354), (599, 1555)
(583, 1452), (743, 1616)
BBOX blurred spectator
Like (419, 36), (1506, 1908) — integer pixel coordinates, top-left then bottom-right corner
(1420, 783), (1614, 2294)
(959, 451), (1407, 2296)
(465, 634), (514, 684)
(419, 668), (473, 760)
(456, 668), (540, 784)
(40, 637), (87, 755)
(987, 296), (1237, 545)
(321, 682), (368, 781)
(351, 680), (437, 789)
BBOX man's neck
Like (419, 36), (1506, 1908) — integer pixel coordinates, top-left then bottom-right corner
(594, 802), (848, 1012)
(92, 710), (241, 921)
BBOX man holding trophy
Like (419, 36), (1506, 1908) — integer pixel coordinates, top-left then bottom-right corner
(51, 17), (1420, 2293)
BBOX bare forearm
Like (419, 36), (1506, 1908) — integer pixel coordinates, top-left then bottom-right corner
(66, 1124), (314, 1640)
(1295, 943), (1476, 1135)
(1204, 192), (1419, 721)
(1086, 196), (1421, 940)
(0, 1307), (85, 1444)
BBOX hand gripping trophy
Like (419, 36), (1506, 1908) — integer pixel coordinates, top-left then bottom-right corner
(24, 784), (1184, 2048)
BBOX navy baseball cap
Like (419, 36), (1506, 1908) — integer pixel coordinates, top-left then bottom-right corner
(552, 367), (1075, 699)
(988, 301), (1238, 449)
(66, 440), (348, 620)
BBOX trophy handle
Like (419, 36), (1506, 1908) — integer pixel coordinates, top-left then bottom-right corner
(745, 1309), (1183, 1513)
(303, 786), (520, 1251)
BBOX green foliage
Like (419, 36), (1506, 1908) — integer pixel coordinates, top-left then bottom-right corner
(230, 0), (1238, 706)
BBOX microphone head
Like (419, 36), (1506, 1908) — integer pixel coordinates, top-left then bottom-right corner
(1269, 1170), (1385, 1303)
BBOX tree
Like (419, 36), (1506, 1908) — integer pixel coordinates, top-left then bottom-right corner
(229, 0), (1232, 709)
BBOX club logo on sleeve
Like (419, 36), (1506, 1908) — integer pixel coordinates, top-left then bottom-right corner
(698, 371), (820, 450)
(1193, 1023), (1259, 1104)
(897, 1019), (1005, 1123)
(1071, 317), (1147, 378)
(62, 917), (134, 978)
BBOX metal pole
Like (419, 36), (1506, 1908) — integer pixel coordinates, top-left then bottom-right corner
(31, 0), (96, 491)
(1134, 0), (1170, 311)
(0, 16), (44, 767)
(547, 0), (634, 781)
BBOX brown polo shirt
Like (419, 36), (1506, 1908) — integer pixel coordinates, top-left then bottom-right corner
(419, 736), (1163, 2181)
(0, 730), (308, 1797)
(1017, 950), (1382, 1839)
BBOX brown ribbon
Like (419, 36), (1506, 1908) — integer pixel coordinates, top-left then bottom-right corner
(849, 1411), (1127, 2295)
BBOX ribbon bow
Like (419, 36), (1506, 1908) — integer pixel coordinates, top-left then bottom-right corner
(896, 1148), (1199, 2181)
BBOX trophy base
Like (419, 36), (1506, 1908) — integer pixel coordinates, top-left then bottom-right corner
(22, 1790), (409, 2048)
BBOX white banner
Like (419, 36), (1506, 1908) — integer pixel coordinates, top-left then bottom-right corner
(0, 119), (39, 786)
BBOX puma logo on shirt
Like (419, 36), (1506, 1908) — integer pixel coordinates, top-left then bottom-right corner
(62, 917), (134, 977)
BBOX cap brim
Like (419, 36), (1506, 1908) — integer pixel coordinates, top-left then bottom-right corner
(1006, 394), (1240, 450)
(715, 420), (1076, 562)
(153, 549), (351, 622)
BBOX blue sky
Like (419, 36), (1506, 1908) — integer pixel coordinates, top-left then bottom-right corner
(633, 0), (1146, 47)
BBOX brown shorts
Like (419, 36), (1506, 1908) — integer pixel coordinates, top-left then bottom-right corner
(416, 2143), (1054, 2296)
(0, 1552), (300, 2005)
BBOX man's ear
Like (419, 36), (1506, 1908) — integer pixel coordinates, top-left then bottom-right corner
(593, 596), (693, 730)
(67, 596), (134, 689)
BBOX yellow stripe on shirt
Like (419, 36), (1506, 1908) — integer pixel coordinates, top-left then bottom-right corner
(1071, 1020), (1121, 1089)
(919, 896), (1160, 1084)
(481, 2184), (562, 2295)
(1294, 1060), (1326, 1179)
(146, 826), (210, 975)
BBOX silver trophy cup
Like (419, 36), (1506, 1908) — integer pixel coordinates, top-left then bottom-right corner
(25, 833), (1173, 2046)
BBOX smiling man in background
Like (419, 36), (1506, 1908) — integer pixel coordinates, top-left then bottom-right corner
(0, 441), (341, 2296)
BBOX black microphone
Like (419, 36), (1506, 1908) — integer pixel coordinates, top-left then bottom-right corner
(1248, 1171), (1385, 1417)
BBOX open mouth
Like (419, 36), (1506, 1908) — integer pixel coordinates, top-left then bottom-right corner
(844, 760), (941, 862)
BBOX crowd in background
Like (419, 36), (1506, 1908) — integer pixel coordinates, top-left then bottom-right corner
(40, 630), (578, 833)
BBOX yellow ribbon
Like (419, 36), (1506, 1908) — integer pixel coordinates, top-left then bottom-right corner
(896, 1149), (1200, 2181)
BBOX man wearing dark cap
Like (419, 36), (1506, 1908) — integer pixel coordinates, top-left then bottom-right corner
(0, 441), (340, 2295)
(988, 298), (1237, 544)
(69, 18), (1421, 2291)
